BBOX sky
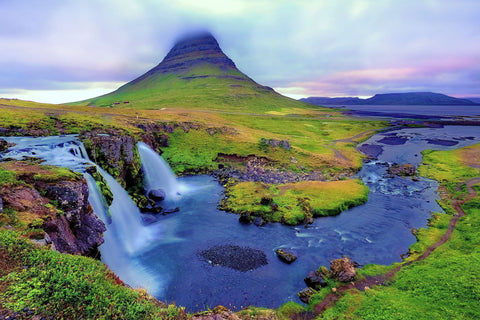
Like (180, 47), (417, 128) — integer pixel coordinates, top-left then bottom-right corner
(0, 0), (479, 103)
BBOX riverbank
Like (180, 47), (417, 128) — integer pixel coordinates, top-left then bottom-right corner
(306, 142), (480, 319)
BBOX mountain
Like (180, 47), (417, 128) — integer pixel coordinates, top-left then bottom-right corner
(301, 92), (479, 106)
(466, 97), (480, 104)
(300, 97), (363, 105)
(73, 32), (307, 112)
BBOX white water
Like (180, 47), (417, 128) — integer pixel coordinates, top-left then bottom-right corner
(137, 142), (184, 199)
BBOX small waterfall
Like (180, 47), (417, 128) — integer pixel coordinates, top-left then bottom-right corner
(137, 142), (183, 199)
(95, 165), (157, 254)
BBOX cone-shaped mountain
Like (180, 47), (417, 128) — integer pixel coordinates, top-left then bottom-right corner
(74, 32), (308, 112)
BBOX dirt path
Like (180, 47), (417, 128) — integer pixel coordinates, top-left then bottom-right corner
(312, 177), (480, 316)
(327, 129), (377, 162)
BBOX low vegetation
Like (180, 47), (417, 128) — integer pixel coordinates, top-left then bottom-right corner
(221, 179), (369, 225)
(0, 230), (186, 319)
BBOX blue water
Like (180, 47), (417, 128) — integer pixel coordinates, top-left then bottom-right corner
(327, 104), (480, 119)
(2, 125), (479, 311)
(131, 125), (480, 311)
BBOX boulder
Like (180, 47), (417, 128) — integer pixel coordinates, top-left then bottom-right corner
(238, 214), (252, 224)
(275, 249), (297, 264)
(298, 287), (316, 303)
(148, 188), (166, 201)
(304, 270), (327, 289)
(387, 164), (416, 177)
(0, 138), (9, 152)
(253, 216), (266, 226)
(330, 257), (357, 282)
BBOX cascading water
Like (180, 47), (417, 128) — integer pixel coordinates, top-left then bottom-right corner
(137, 142), (184, 199)
(0, 136), (162, 295)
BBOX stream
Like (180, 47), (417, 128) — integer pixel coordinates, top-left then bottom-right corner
(1, 125), (479, 311)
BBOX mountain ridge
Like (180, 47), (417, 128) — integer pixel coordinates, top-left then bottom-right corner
(72, 32), (307, 112)
(301, 92), (479, 106)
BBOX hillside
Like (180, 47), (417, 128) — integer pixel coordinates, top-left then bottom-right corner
(72, 32), (309, 112)
(302, 92), (479, 106)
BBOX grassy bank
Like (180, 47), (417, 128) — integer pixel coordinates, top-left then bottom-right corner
(221, 179), (369, 225)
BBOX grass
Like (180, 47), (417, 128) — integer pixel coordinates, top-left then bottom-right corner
(221, 179), (369, 225)
(0, 230), (186, 319)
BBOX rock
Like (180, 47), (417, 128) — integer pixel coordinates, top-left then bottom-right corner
(85, 165), (97, 174)
(387, 164), (416, 177)
(198, 244), (268, 272)
(253, 216), (266, 226)
(298, 287), (316, 303)
(330, 257), (357, 282)
(0, 138), (9, 152)
(238, 214), (252, 224)
(260, 138), (291, 150)
(275, 249), (297, 264)
(148, 189), (166, 201)
(304, 270), (327, 289)
(139, 203), (163, 214)
(163, 207), (180, 215)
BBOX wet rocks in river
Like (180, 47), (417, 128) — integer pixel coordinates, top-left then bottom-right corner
(148, 188), (166, 201)
(330, 257), (357, 282)
(275, 249), (297, 264)
(304, 270), (327, 289)
(387, 164), (416, 177)
(198, 245), (268, 272)
(298, 287), (316, 303)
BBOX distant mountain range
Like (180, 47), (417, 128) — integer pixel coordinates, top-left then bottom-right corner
(301, 92), (480, 106)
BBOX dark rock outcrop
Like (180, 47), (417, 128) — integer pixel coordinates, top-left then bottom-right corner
(275, 248), (297, 264)
(0, 165), (105, 258)
(304, 270), (327, 289)
(80, 129), (142, 191)
(330, 257), (357, 282)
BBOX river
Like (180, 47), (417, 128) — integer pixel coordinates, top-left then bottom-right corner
(1, 125), (479, 311)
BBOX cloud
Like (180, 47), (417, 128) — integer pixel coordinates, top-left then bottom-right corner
(1, 0), (480, 102)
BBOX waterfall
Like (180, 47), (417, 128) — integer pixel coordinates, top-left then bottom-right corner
(1, 136), (163, 294)
(95, 165), (158, 254)
(137, 142), (184, 199)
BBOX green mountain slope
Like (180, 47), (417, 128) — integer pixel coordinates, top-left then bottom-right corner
(72, 32), (309, 112)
